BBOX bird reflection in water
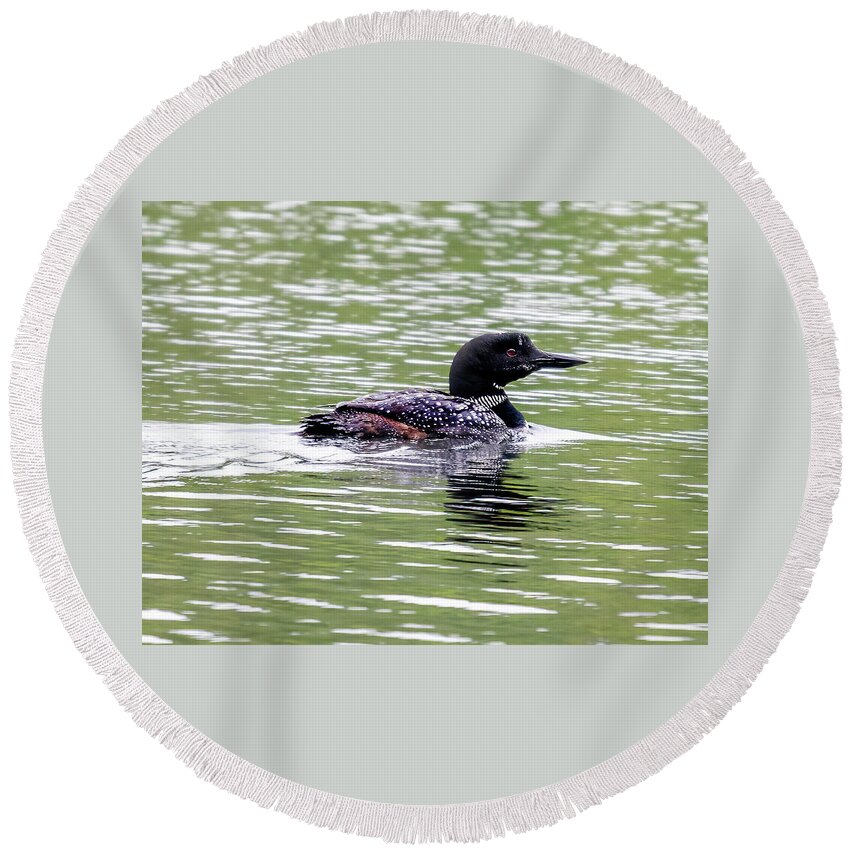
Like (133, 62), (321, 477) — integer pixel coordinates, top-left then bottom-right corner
(384, 440), (573, 585)
(343, 437), (569, 531)
(438, 443), (546, 530)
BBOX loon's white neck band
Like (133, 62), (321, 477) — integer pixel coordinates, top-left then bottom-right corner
(475, 390), (508, 409)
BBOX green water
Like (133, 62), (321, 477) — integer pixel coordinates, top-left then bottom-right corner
(142, 201), (708, 644)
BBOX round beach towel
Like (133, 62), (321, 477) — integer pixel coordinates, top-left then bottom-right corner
(9, 11), (840, 843)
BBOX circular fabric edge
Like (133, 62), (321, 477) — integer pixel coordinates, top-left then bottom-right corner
(8, 10), (841, 844)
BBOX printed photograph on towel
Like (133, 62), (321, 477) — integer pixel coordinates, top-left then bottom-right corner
(142, 201), (708, 645)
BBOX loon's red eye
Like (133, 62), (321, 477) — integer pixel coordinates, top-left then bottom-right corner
(506, 348), (517, 357)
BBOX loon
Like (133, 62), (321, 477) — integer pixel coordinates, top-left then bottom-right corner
(300, 332), (588, 442)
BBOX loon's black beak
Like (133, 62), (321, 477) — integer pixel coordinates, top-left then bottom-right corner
(531, 351), (589, 369)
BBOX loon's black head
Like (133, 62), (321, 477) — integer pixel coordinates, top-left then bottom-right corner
(448, 332), (588, 400)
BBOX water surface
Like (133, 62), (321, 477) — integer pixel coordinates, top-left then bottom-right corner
(142, 201), (708, 644)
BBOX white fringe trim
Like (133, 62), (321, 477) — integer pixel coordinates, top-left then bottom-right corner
(8, 10), (841, 844)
